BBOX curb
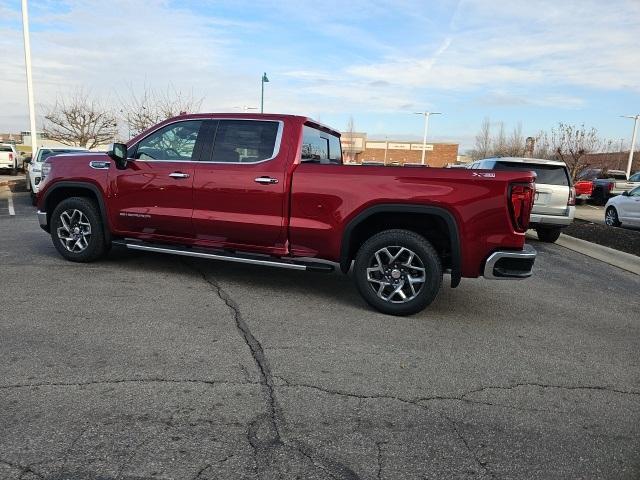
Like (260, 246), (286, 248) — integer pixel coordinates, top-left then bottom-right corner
(555, 233), (640, 275)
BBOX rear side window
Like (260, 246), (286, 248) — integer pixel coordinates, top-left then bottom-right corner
(495, 161), (570, 186)
(301, 125), (342, 164)
(211, 120), (279, 163)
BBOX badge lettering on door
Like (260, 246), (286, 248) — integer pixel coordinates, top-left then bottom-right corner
(120, 212), (151, 219)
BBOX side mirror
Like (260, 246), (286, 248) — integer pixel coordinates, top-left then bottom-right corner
(107, 143), (128, 169)
(622, 190), (629, 196)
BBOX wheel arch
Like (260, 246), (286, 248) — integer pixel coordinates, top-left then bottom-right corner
(42, 181), (111, 244)
(340, 204), (462, 287)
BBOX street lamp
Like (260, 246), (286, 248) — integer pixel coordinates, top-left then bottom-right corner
(413, 111), (441, 165)
(621, 115), (639, 178)
(261, 72), (269, 114)
(21, 0), (37, 150)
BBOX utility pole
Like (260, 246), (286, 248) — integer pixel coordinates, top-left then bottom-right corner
(260, 73), (269, 114)
(621, 115), (639, 178)
(413, 111), (441, 165)
(21, 0), (37, 151)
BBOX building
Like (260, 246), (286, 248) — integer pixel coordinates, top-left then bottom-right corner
(0, 132), (23, 144)
(581, 151), (640, 174)
(341, 132), (459, 167)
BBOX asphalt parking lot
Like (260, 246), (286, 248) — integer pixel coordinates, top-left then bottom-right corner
(1, 188), (639, 479)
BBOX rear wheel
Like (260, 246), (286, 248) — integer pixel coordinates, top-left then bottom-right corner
(605, 207), (621, 227)
(536, 226), (562, 243)
(353, 229), (442, 316)
(50, 197), (106, 262)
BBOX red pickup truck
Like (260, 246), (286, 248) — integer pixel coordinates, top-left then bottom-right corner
(36, 113), (536, 315)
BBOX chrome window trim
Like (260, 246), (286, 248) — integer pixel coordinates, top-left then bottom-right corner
(129, 118), (284, 165)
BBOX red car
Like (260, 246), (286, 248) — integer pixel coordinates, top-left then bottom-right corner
(36, 113), (536, 315)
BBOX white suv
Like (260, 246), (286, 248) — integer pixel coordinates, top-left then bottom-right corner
(469, 157), (576, 243)
(26, 147), (89, 203)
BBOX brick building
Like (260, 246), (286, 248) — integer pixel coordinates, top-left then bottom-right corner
(341, 133), (459, 167)
(581, 151), (640, 174)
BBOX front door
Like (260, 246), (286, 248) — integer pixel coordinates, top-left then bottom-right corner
(192, 119), (288, 253)
(109, 120), (206, 239)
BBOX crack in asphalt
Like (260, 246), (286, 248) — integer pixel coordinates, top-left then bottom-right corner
(442, 414), (495, 479)
(0, 458), (44, 479)
(0, 378), (258, 390)
(186, 261), (362, 480)
(375, 441), (386, 480)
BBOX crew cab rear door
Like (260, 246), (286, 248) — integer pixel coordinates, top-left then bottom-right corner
(191, 119), (287, 253)
(109, 120), (208, 239)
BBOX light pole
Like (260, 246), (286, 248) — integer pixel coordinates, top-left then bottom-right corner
(413, 111), (441, 165)
(21, 0), (37, 151)
(260, 73), (269, 114)
(621, 115), (639, 178)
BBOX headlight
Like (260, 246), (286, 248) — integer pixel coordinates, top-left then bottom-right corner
(31, 165), (42, 173)
(41, 162), (51, 179)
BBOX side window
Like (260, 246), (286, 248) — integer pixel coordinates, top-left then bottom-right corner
(211, 120), (279, 163)
(630, 186), (640, 197)
(301, 125), (341, 164)
(630, 173), (640, 182)
(134, 121), (202, 161)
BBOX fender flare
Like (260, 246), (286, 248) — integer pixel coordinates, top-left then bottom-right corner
(340, 204), (462, 288)
(42, 181), (112, 244)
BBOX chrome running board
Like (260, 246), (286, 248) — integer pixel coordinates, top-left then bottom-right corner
(113, 239), (334, 273)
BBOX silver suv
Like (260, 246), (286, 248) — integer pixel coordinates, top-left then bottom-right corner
(469, 157), (575, 243)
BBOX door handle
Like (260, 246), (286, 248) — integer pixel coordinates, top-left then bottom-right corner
(254, 176), (279, 184)
(169, 172), (190, 179)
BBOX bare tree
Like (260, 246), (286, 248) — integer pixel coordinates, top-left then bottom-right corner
(492, 122), (508, 157)
(343, 115), (357, 162)
(120, 84), (204, 137)
(549, 122), (601, 180)
(503, 123), (526, 157)
(533, 130), (553, 159)
(43, 90), (117, 149)
(471, 117), (492, 160)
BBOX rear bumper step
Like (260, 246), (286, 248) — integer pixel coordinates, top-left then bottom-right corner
(483, 244), (536, 280)
(112, 239), (334, 273)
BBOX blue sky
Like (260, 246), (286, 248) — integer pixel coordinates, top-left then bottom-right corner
(0, 0), (639, 151)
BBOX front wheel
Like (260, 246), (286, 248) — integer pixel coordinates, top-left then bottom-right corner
(536, 226), (562, 243)
(605, 207), (621, 227)
(353, 229), (442, 316)
(50, 197), (107, 262)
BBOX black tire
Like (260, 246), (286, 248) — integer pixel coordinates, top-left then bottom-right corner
(536, 226), (562, 243)
(605, 207), (621, 227)
(50, 197), (106, 262)
(353, 229), (442, 316)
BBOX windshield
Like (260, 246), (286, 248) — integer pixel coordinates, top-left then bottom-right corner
(36, 149), (87, 162)
(494, 161), (570, 186)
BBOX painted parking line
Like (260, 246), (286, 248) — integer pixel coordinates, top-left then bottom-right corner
(586, 204), (600, 210)
(7, 193), (15, 215)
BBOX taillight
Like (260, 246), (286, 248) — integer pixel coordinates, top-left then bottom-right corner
(607, 182), (614, 192)
(8, 153), (13, 161)
(568, 187), (576, 206)
(509, 182), (535, 233)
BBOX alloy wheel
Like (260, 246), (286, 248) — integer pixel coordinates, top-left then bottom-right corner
(57, 209), (92, 253)
(366, 246), (426, 303)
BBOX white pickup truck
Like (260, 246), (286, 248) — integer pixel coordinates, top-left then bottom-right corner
(0, 144), (19, 175)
